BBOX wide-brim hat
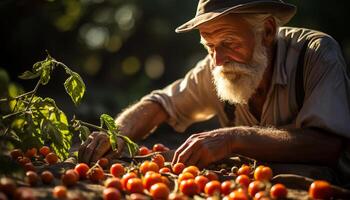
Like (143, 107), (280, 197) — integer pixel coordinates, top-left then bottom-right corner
(175, 0), (296, 33)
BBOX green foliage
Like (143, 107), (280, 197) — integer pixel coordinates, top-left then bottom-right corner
(1, 54), (139, 161)
(99, 114), (139, 157)
(64, 71), (85, 105)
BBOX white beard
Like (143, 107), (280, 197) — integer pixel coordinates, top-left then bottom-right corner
(212, 36), (268, 105)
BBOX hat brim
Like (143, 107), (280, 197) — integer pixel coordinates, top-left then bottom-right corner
(175, 1), (296, 33)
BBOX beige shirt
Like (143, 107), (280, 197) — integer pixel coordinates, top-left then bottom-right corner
(144, 27), (350, 139)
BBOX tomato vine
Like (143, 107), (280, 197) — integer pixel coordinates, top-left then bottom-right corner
(0, 52), (138, 160)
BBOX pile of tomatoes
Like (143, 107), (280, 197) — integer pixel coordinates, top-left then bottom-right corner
(0, 144), (334, 200)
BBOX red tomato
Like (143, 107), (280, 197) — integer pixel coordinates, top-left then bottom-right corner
(62, 169), (79, 186)
(24, 162), (36, 172)
(204, 171), (219, 181)
(149, 183), (170, 199)
(121, 172), (138, 191)
(194, 175), (209, 192)
(0, 177), (16, 197)
(126, 178), (144, 193)
(98, 158), (109, 169)
(159, 167), (171, 173)
(53, 186), (67, 199)
(17, 157), (31, 166)
(45, 153), (59, 165)
(10, 149), (23, 160)
(104, 177), (123, 191)
(221, 180), (234, 195)
(74, 163), (90, 179)
(309, 180), (332, 199)
(172, 163), (186, 175)
(41, 170), (54, 185)
(138, 146), (151, 156)
(151, 154), (165, 168)
(254, 165), (273, 181)
(39, 146), (51, 157)
(26, 171), (39, 186)
(168, 193), (188, 200)
(88, 166), (105, 182)
(152, 143), (167, 152)
(103, 188), (121, 200)
(142, 172), (162, 190)
(25, 148), (37, 158)
(235, 175), (251, 188)
(179, 179), (199, 196)
(204, 180), (221, 196)
(248, 180), (265, 197)
(110, 163), (125, 178)
(270, 183), (288, 199)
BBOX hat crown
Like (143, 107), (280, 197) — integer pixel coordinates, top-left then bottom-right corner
(196, 0), (284, 16)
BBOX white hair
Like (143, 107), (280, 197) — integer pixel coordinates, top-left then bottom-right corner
(241, 13), (281, 36)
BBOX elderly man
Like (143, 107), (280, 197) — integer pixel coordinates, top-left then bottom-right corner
(79, 0), (350, 184)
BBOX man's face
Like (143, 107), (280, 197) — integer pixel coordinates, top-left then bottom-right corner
(199, 14), (268, 105)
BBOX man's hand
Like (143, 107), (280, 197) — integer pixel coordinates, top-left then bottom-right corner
(78, 131), (124, 164)
(172, 130), (234, 168)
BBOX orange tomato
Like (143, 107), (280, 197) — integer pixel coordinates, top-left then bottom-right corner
(179, 179), (199, 196)
(248, 180), (265, 197)
(139, 161), (159, 175)
(172, 163), (186, 175)
(221, 180), (234, 195)
(74, 163), (90, 179)
(110, 163), (125, 178)
(182, 166), (200, 177)
(151, 154), (165, 168)
(126, 178), (144, 193)
(194, 175), (209, 192)
(142, 172), (162, 190)
(105, 177), (123, 191)
(309, 180), (332, 199)
(270, 183), (288, 199)
(41, 170), (54, 185)
(103, 187), (121, 200)
(53, 185), (67, 199)
(237, 164), (251, 176)
(253, 165), (273, 181)
(178, 172), (195, 183)
(235, 175), (251, 188)
(149, 183), (170, 200)
(39, 146), (51, 157)
(204, 180), (221, 196)
(45, 153), (59, 165)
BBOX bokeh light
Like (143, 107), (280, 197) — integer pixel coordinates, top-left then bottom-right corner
(122, 56), (141, 75)
(145, 55), (164, 79)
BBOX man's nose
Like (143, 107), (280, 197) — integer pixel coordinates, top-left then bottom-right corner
(213, 47), (227, 66)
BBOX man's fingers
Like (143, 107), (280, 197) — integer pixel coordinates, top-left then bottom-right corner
(185, 147), (202, 167)
(82, 138), (100, 164)
(90, 136), (111, 162)
(78, 137), (92, 162)
(172, 142), (189, 165)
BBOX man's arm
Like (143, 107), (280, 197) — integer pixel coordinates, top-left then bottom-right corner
(172, 126), (344, 168)
(78, 100), (168, 163)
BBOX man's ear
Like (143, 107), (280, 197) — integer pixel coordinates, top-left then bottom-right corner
(262, 16), (277, 46)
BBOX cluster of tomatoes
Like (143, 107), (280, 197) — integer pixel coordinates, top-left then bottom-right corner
(0, 144), (334, 200)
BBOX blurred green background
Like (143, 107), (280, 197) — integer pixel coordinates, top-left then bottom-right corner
(1, 0), (349, 147)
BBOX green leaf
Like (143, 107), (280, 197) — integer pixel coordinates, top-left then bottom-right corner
(64, 72), (85, 105)
(18, 70), (41, 80)
(100, 114), (117, 131)
(100, 114), (118, 151)
(108, 131), (118, 151)
(78, 125), (90, 142)
(119, 134), (139, 157)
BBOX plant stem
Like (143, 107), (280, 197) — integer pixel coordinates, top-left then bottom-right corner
(2, 111), (25, 120)
(80, 121), (105, 132)
(24, 79), (41, 111)
(0, 91), (35, 102)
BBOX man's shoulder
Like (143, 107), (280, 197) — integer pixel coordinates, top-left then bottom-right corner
(278, 27), (335, 44)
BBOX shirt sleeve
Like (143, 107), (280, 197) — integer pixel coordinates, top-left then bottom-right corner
(296, 36), (350, 138)
(141, 55), (219, 132)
